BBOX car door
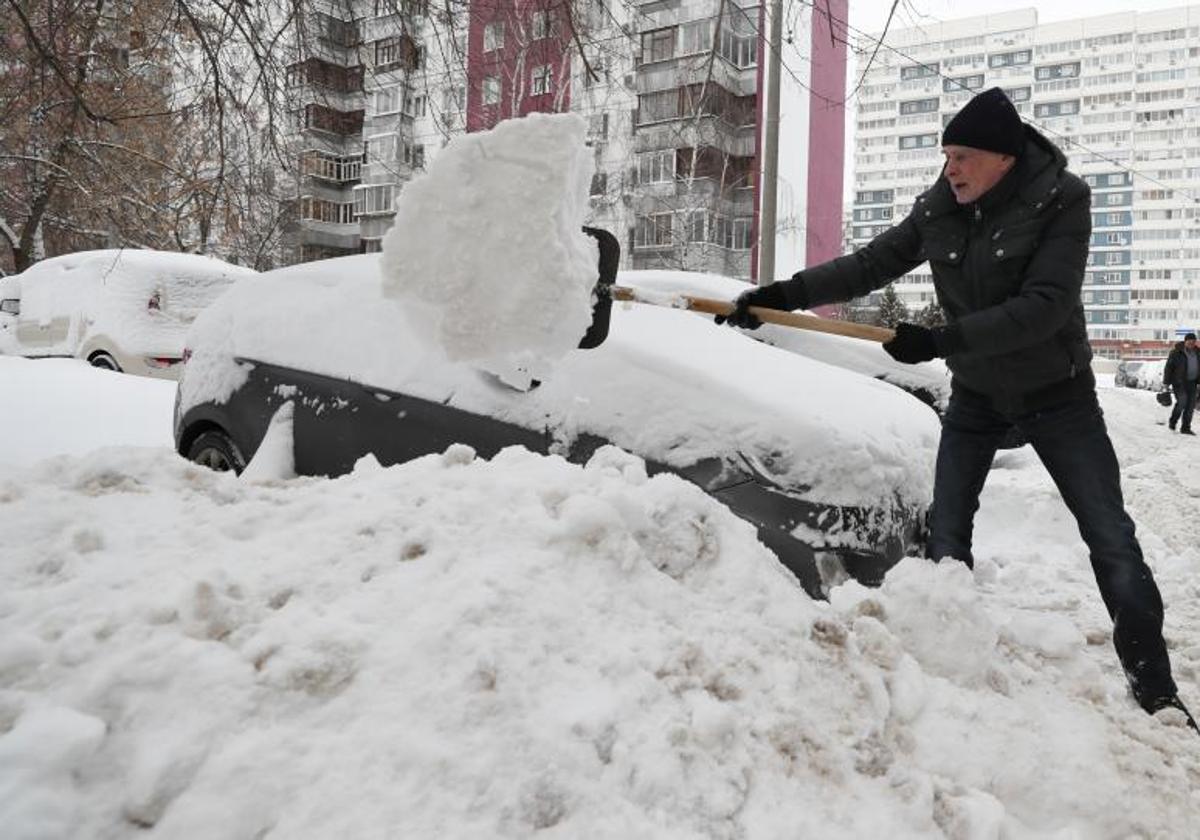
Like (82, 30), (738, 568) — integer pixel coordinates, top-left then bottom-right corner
(228, 362), (551, 477)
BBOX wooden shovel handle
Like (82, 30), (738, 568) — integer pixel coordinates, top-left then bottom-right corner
(608, 286), (896, 344)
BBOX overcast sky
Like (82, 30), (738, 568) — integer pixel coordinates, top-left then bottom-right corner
(847, 0), (1199, 36)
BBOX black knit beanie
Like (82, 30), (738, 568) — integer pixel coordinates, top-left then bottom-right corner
(942, 87), (1025, 157)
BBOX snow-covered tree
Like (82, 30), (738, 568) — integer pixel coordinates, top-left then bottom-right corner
(875, 282), (909, 328)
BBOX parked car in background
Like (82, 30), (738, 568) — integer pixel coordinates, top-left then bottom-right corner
(2, 250), (256, 379)
(1115, 359), (1167, 391)
(175, 243), (940, 599)
(0, 276), (17, 354)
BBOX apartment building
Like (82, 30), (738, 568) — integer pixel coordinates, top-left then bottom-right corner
(850, 6), (1200, 358)
(286, 0), (846, 281)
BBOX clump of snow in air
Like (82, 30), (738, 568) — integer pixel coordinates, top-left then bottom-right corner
(380, 113), (598, 386)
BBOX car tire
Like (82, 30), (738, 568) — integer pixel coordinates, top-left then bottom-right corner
(89, 351), (122, 372)
(187, 429), (246, 474)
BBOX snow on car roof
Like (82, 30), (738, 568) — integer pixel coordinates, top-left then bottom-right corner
(183, 255), (939, 510)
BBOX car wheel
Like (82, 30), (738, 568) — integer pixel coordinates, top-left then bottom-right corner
(187, 430), (246, 474)
(89, 351), (122, 372)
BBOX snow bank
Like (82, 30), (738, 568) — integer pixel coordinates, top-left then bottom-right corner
(380, 113), (598, 385)
(0, 357), (176, 468)
(1, 440), (1196, 839)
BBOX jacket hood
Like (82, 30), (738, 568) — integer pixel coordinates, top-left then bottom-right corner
(1015, 123), (1070, 208)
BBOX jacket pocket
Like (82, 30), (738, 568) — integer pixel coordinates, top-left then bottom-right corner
(987, 225), (1040, 302)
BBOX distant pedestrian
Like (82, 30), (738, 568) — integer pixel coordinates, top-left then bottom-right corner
(1163, 332), (1198, 434)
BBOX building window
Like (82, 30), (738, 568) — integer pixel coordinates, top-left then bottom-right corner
(899, 97), (938, 115)
(301, 150), (362, 183)
(300, 196), (356, 224)
(355, 184), (395, 216)
(636, 149), (674, 184)
(679, 19), (714, 55)
(900, 63), (938, 81)
(898, 133), (937, 150)
(374, 86), (403, 114)
(531, 9), (552, 39)
(988, 49), (1031, 68)
(637, 89), (679, 123)
(641, 27), (675, 64)
(484, 21), (504, 52)
(403, 90), (426, 117)
(682, 210), (707, 243)
(712, 216), (752, 250)
(943, 74), (984, 92)
(590, 172), (607, 196)
(366, 133), (398, 164)
(1035, 61), (1080, 81)
(531, 65), (552, 95)
(482, 75), (501, 105)
(634, 213), (673, 248)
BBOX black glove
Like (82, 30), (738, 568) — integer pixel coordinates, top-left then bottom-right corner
(883, 322), (965, 364)
(715, 281), (791, 330)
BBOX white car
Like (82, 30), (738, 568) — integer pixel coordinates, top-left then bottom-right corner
(175, 240), (940, 597)
(3, 250), (256, 379)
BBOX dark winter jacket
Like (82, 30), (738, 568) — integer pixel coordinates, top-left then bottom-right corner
(1163, 342), (1200, 388)
(784, 125), (1093, 414)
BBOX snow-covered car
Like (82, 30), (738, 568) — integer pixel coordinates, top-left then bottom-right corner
(174, 244), (940, 597)
(1115, 359), (1166, 391)
(0, 275), (17, 354)
(4, 250), (257, 379)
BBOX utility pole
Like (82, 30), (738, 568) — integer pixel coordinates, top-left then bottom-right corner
(758, 0), (783, 284)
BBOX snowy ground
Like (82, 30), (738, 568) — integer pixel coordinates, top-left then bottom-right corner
(1, 357), (1198, 839)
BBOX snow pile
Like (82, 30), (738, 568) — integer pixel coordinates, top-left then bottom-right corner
(1, 435), (1197, 838)
(0, 358), (176, 468)
(380, 113), (598, 385)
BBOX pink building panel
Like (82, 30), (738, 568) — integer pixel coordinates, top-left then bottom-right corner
(466, 0), (572, 132)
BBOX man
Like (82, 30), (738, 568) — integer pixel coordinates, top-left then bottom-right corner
(1163, 332), (1199, 434)
(721, 88), (1195, 730)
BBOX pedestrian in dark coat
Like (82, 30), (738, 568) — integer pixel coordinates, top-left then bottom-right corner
(720, 87), (1195, 730)
(1163, 333), (1199, 434)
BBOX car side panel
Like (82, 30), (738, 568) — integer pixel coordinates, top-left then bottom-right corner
(184, 362), (551, 477)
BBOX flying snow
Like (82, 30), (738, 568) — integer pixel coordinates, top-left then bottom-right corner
(379, 113), (599, 385)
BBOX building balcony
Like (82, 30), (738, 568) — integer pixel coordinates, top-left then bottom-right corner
(634, 116), (755, 158)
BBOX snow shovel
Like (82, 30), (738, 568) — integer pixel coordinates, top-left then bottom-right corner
(577, 227), (896, 348)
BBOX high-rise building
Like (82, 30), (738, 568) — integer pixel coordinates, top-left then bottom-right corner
(849, 6), (1200, 358)
(285, 0), (847, 280)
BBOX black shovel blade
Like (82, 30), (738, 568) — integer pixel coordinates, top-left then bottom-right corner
(578, 226), (620, 350)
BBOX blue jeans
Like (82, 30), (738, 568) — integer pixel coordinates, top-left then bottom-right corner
(928, 388), (1176, 701)
(1169, 381), (1197, 430)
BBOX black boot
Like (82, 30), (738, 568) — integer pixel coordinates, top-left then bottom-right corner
(1141, 694), (1199, 733)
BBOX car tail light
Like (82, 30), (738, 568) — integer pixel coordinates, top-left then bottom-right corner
(147, 356), (181, 369)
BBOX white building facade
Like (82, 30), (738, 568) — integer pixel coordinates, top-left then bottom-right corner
(850, 6), (1200, 359)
